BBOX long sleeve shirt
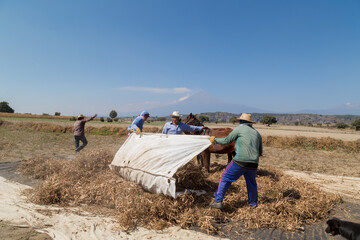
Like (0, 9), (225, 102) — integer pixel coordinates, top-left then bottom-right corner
(128, 116), (144, 132)
(73, 116), (96, 136)
(162, 122), (203, 135)
(215, 124), (262, 166)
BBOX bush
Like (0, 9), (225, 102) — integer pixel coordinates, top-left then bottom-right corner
(42, 113), (49, 116)
(107, 118), (113, 122)
(113, 118), (119, 122)
(70, 116), (76, 121)
(100, 117), (104, 122)
(54, 112), (61, 116)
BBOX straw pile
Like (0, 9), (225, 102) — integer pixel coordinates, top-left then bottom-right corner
(18, 150), (341, 234)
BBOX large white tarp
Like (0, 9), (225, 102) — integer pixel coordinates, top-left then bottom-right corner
(110, 133), (211, 198)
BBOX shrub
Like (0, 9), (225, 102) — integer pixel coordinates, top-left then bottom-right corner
(42, 113), (49, 116)
(54, 112), (61, 116)
(113, 118), (119, 122)
(107, 118), (113, 122)
(70, 116), (76, 121)
(100, 117), (104, 122)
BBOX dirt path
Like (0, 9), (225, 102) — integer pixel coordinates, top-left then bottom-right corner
(285, 170), (360, 202)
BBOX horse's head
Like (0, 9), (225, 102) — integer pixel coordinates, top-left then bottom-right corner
(183, 113), (203, 126)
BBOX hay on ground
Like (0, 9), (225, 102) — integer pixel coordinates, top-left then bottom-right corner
(18, 150), (341, 234)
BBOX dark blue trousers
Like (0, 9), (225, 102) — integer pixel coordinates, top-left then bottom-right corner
(214, 161), (258, 207)
(74, 135), (88, 152)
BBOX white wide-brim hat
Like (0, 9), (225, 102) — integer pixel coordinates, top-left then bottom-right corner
(236, 113), (256, 123)
(170, 111), (181, 117)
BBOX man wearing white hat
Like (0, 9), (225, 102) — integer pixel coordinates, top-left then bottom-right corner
(74, 113), (97, 153)
(162, 111), (204, 135)
(209, 113), (262, 209)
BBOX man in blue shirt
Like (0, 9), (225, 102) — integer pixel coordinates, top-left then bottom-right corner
(162, 111), (204, 134)
(128, 110), (150, 135)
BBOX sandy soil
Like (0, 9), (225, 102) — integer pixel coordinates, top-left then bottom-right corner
(285, 171), (360, 202)
(0, 176), (226, 240)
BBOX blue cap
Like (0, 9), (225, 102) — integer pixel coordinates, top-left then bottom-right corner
(140, 110), (150, 116)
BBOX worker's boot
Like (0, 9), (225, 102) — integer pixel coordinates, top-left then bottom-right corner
(209, 201), (222, 209)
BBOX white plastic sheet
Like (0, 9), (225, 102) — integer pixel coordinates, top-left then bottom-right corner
(110, 133), (211, 198)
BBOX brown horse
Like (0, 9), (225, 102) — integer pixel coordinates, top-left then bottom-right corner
(183, 113), (236, 172)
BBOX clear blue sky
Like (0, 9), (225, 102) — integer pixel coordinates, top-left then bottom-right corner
(1, 0), (359, 116)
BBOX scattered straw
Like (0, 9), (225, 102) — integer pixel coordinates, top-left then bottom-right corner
(18, 150), (341, 234)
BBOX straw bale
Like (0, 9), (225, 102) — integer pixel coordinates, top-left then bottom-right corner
(18, 150), (341, 235)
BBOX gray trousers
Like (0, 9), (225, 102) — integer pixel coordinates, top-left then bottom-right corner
(74, 135), (88, 152)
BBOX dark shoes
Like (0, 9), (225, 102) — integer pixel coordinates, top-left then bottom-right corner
(209, 201), (222, 209)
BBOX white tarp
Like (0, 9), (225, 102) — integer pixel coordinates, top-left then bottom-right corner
(110, 133), (211, 198)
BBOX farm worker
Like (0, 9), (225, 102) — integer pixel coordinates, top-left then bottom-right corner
(74, 114), (97, 153)
(127, 110), (150, 135)
(162, 111), (204, 134)
(209, 113), (262, 209)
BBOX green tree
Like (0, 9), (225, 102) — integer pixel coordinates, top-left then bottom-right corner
(229, 117), (237, 124)
(109, 110), (117, 119)
(335, 122), (349, 129)
(260, 115), (277, 126)
(55, 112), (61, 116)
(0, 102), (14, 113)
(198, 115), (209, 123)
(100, 117), (104, 122)
(351, 119), (360, 131)
(157, 117), (166, 121)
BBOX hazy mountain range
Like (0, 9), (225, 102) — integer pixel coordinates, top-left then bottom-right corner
(117, 91), (360, 117)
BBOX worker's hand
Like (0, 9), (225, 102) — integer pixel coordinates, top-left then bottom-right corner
(202, 126), (209, 130)
(209, 136), (215, 143)
(136, 128), (141, 135)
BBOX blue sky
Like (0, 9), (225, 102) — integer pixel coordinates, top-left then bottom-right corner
(0, 0), (359, 116)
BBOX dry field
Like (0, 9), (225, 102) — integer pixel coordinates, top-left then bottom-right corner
(0, 117), (359, 237)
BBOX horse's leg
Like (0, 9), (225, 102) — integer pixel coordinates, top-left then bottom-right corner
(203, 149), (211, 172)
(197, 154), (204, 168)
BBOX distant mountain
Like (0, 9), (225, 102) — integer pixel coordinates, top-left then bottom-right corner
(142, 90), (267, 117)
(299, 102), (360, 115)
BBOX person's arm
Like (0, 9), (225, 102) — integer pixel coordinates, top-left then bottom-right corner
(259, 135), (263, 156)
(214, 128), (239, 145)
(181, 123), (203, 133)
(162, 123), (169, 134)
(86, 114), (97, 122)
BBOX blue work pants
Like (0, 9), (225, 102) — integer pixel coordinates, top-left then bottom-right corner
(214, 161), (258, 207)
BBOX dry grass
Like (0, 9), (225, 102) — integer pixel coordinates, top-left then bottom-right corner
(263, 135), (360, 152)
(18, 150), (341, 234)
(0, 112), (73, 120)
(261, 147), (360, 177)
(2, 120), (161, 136)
